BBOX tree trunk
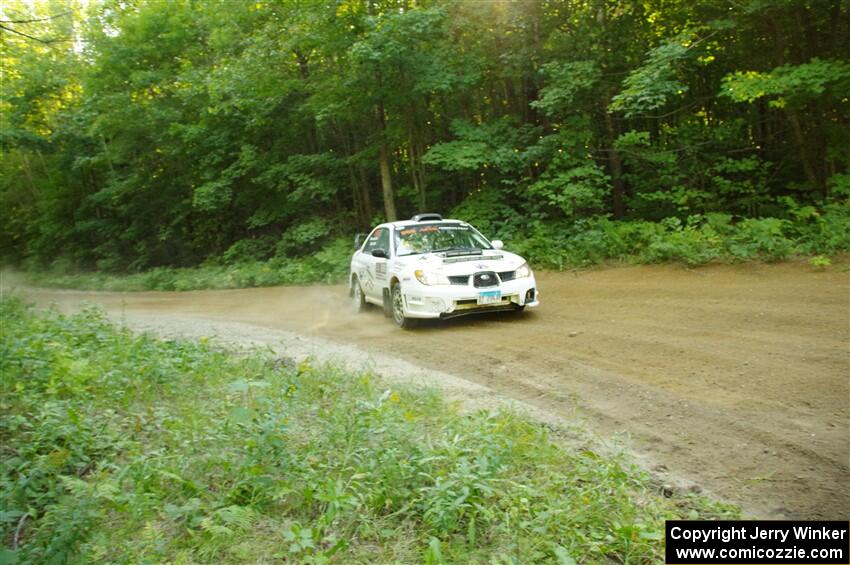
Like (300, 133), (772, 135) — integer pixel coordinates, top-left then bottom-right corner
(294, 50), (319, 153)
(21, 154), (39, 199)
(604, 110), (626, 218)
(378, 143), (397, 221)
(785, 109), (821, 193)
(376, 102), (397, 221)
(348, 163), (363, 221)
(767, 13), (824, 195)
(101, 136), (115, 175)
(404, 104), (427, 211)
(409, 138), (426, 211)
(340, 124), (368, 225)
(358, 167), (373, 222)
(416, 141), (427, 210)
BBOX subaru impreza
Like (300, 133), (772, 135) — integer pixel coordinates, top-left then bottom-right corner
(349, 213), (539, 328)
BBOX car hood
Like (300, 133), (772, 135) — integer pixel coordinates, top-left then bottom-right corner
(396, 250), (526, 275)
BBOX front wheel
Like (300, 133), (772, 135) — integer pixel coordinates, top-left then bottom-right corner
(391, 284), (415, 329)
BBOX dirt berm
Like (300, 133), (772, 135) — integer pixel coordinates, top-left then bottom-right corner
(7, 260), (849, 519)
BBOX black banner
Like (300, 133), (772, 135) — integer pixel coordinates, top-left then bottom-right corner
(666, 521), (849, 564)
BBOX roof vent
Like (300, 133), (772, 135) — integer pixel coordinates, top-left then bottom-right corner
(411, 213), (443, 222)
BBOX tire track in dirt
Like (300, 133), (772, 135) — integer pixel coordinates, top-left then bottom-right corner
(6, 260), (848, 519)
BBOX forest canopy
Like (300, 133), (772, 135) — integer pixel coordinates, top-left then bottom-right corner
(1, 0), (848, 275)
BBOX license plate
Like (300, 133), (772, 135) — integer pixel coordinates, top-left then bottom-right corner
(477, 290), (502, 305)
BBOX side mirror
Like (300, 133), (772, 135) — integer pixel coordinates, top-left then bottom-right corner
(354, 233), (367, 250)
(491, 240), (504, 250)
(371, 248), (388, 259)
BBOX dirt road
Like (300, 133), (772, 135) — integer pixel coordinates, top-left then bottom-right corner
(6, 261), (849, 519)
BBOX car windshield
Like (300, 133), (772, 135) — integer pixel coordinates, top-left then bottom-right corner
(395, 223), (491, 256)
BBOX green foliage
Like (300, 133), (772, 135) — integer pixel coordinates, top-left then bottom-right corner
(0, 299), (737, 563)
(722, 59), (850, 108)
(609, 31), (697, 117)
(23, 203), (850, 291)
(24, 237), (351, 291)
(193, 179), (233, 212)
(808, 255), (831, 269)
(423, 118), (535, 175)
(790, 202), (850, 255)
(531, 61), (601, 116)
(529, 161), (612, 219)
(448, 186), (520, 236)
(507, 204), (849, 269)
(275, 218), (333, 257)
(1, 0), (848, 279)
(727, 218), (793, 261)
(220, 235), (276, 264)
(614, 121), (774, 218)
(827, 173), (850, 198)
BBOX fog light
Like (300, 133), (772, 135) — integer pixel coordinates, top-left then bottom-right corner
(525, 288), (536, 303)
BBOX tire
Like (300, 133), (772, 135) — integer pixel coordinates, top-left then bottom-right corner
(351, 277), (366, 313)
(391, 283), (415, 329)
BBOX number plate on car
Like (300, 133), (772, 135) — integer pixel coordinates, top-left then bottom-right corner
(477, 290), (502, 305)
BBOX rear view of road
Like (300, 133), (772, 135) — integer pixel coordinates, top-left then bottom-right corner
(9, 261), (849, 519)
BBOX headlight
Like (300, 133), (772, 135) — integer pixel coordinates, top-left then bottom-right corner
(414, 269), (449, 285)
(514, 262), (532, 279)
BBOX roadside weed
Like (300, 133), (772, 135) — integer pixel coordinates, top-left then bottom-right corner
(0, 298), (737, 563)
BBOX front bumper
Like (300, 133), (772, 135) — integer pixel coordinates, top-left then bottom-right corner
(400, 276), (540, 319)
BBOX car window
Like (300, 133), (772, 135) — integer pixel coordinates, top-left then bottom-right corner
(375, 228), (390, 254)
(363, 227), (389, 254)
(395, 223), (491, 256)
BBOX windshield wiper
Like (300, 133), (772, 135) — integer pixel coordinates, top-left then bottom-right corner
(399, 246), (484, 257)
(433, 246), (483, 256)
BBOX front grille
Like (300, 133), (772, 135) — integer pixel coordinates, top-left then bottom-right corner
(473, 271), (498, 288)
(498, 270), (515, 282)
(453, 295), (516, 311)
(448, 275), (470, 286)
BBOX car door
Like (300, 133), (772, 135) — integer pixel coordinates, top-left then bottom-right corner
(365, 227), (391, 301)
(356, 226), (390, 301)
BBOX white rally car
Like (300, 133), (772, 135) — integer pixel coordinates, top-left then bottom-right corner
(349, 213), (539, 328)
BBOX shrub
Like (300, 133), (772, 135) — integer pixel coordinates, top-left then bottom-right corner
(794, 202), (850, 254)
(726, 217), (793, 261)
(449, 186), (520, 237)
(275, 218), (332, 257)
(19, 205), (849, 292)
(502, 206), (847, 269)
(221, 236), (277, 265)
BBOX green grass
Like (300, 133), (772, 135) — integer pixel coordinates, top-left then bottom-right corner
(18, 259), (346, 292)
(0, 298), (736, 563)
(17, 236), (352, 292)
